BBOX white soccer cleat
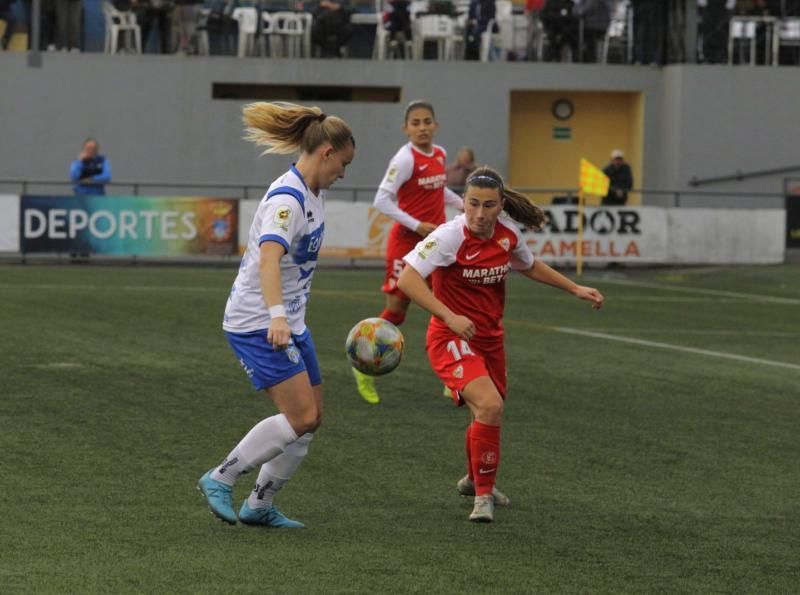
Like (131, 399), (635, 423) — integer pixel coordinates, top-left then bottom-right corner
(469, 495), (494, 523)
(456, 475), (511, 507)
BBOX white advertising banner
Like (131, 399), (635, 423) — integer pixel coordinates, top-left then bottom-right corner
(0, 195), (20, 252)
(521, 206), (668, 264)
(238, 200), (395, 259)
(237, 201), (785, 266)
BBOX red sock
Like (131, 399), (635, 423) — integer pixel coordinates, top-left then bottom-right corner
(469, 421), (501, 497)
(379, 308), (405, 326)
(465, 424), (473, 481)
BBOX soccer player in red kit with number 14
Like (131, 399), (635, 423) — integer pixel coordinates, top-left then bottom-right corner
(353, 100), (463, 404)
(398, 167), (604, 522)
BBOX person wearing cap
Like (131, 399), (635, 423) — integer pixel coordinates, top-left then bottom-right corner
(602, 149), (633, 206)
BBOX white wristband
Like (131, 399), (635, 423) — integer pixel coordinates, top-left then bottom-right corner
(268, 305), (287, 319)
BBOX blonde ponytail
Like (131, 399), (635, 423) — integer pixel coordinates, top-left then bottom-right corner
(242, 101), (354, 155)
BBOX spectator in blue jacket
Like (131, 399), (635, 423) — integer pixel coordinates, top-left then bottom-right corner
(465, 0), (496, 60)
(70, 139), (112, 195)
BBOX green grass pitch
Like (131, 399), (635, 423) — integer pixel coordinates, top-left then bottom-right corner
(1, 263), (798, 593)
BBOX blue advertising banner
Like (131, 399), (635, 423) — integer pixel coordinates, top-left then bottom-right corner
(20, 195), (239, 256)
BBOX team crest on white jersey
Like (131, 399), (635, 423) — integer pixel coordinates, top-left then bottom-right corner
(272, 206), (292, 230)
(497, 237), (511, 252)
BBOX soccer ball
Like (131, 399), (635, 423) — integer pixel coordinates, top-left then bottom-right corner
(345, 317), (404, 376)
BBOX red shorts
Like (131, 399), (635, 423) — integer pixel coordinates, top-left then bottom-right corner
(382, 225), (424, 299)
(426, 326), (506, 406)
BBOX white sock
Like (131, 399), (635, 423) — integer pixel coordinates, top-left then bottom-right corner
(247, 433), (314, 509)
(211, 413), (298, 486)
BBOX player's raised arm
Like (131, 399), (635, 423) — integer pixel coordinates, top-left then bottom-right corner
(519, 260), (605, 310)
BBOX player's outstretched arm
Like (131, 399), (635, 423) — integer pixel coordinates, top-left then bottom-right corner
(397, 265), (476, 340)
(521, 260), (604, 310)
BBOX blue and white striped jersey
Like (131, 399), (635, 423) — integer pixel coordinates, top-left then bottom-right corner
(223, 165), (325, 334)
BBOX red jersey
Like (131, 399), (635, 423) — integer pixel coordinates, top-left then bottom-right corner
(403, 214), (535, 340)
(378, 143), (449, 230)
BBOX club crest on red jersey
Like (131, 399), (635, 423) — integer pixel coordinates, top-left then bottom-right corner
(417, 238), (439, 259)
(497, 237), (511, 252)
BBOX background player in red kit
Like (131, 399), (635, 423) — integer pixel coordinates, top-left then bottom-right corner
(353, 100), (463, 404)
(397, 166), (604, 523)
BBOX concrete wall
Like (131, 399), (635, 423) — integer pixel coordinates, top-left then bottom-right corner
(1, 52), (798, 201)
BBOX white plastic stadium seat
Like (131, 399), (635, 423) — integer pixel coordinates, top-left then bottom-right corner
(232, 7), (259, 57)
(773, 18), (800, 66)
(728, 18), (758, 65)
(271, 12), (306, 58)
(102, 1), (141, 54)
(260, 11), (275, 56)
(412, 14), (456, 60)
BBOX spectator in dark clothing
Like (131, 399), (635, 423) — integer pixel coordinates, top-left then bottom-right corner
(631, 0), (664, 65)
(312, 0), (353, 57)
(575, 0), (610, 62)
(70, 139), (112, 196)
(56, 0), (82, 51)
(465, 0), (495, 60)
(699, 0), (733, 64)
(602, 149), (633, 206)
(174, 0), (204, 54)
(384, 0), (411, 57)
(23, 0), (57, 49)
(540, 0), (579, 62)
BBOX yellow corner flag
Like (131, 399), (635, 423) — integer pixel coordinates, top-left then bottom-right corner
(579, 158), (610, 197)
(576, 159), (609, 277)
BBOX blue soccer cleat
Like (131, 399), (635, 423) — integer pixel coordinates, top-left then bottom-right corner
(197, 470), (238, 525)
(239, 501), (306, 528)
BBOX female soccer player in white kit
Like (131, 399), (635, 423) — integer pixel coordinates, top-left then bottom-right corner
(198, 102), (355, 527)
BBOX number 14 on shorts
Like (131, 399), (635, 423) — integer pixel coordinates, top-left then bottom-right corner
(446, 340), (474, 361)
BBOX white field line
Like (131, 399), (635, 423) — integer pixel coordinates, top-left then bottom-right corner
(553, 326), (800, 371)
(568, 328), (800, 337)
(586, 277), (800, 305)
(2, 284), (795, 307)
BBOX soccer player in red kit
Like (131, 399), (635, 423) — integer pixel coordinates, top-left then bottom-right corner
(397, 166), (604, 522)
(353, 100), (463, 404)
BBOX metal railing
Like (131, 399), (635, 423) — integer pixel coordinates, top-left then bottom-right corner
(0, 178), (787, 208)
(690, 164), (800, 187)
